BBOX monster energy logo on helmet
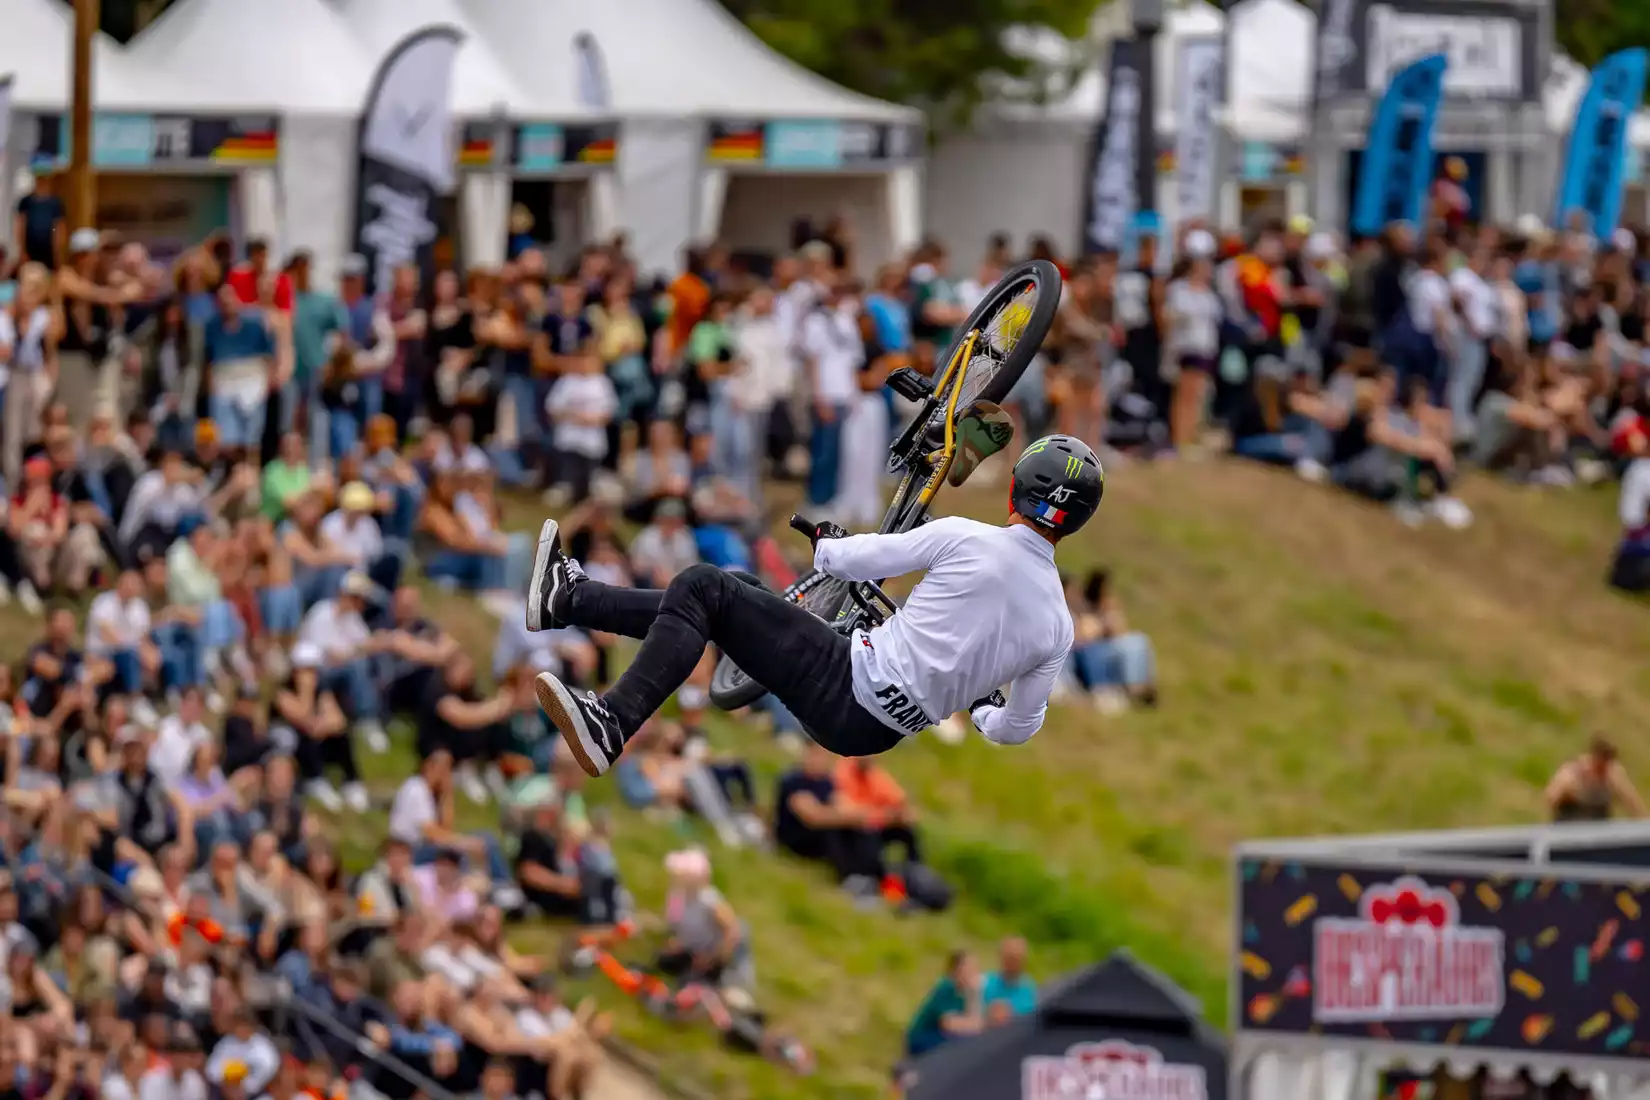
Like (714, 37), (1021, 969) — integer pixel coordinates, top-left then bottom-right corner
(1010, 435), (1105, 536)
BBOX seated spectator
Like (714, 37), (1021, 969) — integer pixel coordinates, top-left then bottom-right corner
(658, 847), (752, 992)
(87, 567), (160, 699)
(833, 755), (923, 886)
(419, 471), (518, 593)
(112, 728), (179, 858)
(377, 585), (459, 714)
(296, 570), (389, 753)
(411, 848), (484, 925)
(1610, 414), (1650, 592)
(10, 454), (102, 598)
(514, 796), (606, 925)
(354, 836), (422, 930)
(774, 742), (895, 902)
(629, 497), (698, 587)
(1546, 737), (1646, 821)
(905, 950), (983, 1058)
(431, 412), (492, 477)
(416, 650), (529, 803)
(387, 750), (517, 900)
(165, 516), (250, 700)
(260, 430), (312, 523)
(981, 937), (1037, 1020)
(627, 420), (693, 522)
(320, 479), (404, 594)
(1067, 569), (1159, 712)
(206, 1007), (281, 1096)
(23, 606), (110, 718)
(361, 414), (425, 542)
(150, 686), (213, 789)
(278, 487), (348, 608)
(118, 447), (205, 565)
(274, 645), (360, 813)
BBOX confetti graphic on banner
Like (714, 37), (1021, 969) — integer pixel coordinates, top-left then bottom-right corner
(1237, 859), (1650, 1061)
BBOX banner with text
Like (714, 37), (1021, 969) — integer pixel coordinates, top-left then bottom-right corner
(1236, 856), (1650, 1060)
(1082, 38), (1145, 253)
(30, 114), (277, 172)
(1173, 36), (1224, 230)
(1351, 53), (1446, 236)
(1555, 48), (1648, 238)
(351, 25), (461, 296)
(704, 119), (921, 168)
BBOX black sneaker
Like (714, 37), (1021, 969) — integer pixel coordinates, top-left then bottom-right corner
(526, 519), (586, 632)
(535, 672), (625, 777)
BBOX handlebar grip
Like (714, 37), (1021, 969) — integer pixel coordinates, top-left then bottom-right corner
(789, 514), (816, 540)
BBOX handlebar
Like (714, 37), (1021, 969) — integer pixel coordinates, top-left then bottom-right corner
(789, 514), (817, 541)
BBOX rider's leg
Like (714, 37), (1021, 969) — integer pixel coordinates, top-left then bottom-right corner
(563, 579), (663, 640)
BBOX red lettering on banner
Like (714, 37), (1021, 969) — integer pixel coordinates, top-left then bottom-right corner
(1312, 876), (1505, 1022)
(1022, 1040), (1208, 1100)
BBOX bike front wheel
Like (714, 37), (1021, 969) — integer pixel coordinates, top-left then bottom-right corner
(941, 258), (1062, 412)
(708, 571), (853, 711)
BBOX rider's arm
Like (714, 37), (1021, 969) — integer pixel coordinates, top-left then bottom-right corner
(813, 517), (964, 581)
(972, 646), (1066, 746)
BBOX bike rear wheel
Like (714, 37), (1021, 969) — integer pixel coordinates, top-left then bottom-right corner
(708, 571), (853, 711)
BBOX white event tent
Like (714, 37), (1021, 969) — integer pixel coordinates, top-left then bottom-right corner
(123, 0), (373, 279)
(461, 0), (924, 276)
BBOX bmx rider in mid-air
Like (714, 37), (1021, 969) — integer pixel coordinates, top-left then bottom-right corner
(524, 435), (1105, 778)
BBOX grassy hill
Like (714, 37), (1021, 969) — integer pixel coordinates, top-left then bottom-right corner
(9, 460), (1648, 1099)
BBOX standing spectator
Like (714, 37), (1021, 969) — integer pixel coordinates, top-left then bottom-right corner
(1165, 235), (1223, 450)
(12, 171), (64, 270)
(338, 253), (393, 431)
(1611, 414), (1650, 591)
(203, 285), (279, 455)
(382, 264), (428, 439)
(730, 285), (793, 501)
(426, 269), (479, 429)
(225, 238), (292, 312)
(1, 263), (59, 485)
(589, 274), (651, 460)
(287, 251), (346, 464)
(544, 341), (617, 506)
(800, 279), (863, 512)
(58, 228), (133, 431)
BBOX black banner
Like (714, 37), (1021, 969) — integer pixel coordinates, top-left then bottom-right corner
(30, 114), (278, 172)
(1237, 857), (1650, 1060)
(1081, 38), (1144, 253)
(1313, 0), (1542, 103)
(352, 26), (461, 295)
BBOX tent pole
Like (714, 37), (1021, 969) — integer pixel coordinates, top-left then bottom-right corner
(67, 0), (100, 232)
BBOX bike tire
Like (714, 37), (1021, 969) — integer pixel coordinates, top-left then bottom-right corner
(939, 258), (1062, 410)
(708, 571), (853, 711)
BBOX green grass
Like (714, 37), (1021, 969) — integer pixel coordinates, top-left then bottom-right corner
(11, 461), (1649, 1099)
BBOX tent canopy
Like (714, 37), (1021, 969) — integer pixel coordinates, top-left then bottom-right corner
(334, 0), (549, 119)
(126, 0), (372, 115)
(1225, 0), (1313, 143)
(0, 0), (206, 111)
(906, 953), (1229, 1100)
(460, 0), (917, 121)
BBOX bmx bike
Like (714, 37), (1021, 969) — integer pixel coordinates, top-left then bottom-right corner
(708, 259), (1064, 711)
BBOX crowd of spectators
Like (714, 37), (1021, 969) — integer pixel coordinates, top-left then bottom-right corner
(4, 150), (1649, 1097)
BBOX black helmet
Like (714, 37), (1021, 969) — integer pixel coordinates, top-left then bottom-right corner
(1009, 435), (1104, 537)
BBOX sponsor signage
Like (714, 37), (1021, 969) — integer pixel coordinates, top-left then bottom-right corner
(456, 121), (618, 173)
(1023, 1041), (1209, 1100)
(31, 113), (278, 171)
(1237, 858), (1650, 1059)
(1314, 0), (1542, 103)
(705, 119), (921, 167)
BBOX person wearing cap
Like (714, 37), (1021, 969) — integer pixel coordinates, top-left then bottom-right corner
(318, 479), (403, 593)
(296, 569), (391, 755)
(56, 226), (142, 433)
(12, 170), (63, 270)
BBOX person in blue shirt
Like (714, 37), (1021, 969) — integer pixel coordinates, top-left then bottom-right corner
(905, 949), (984, 1058)
(202, 286), (279, 454)
(1513, 242), (1560, 351)
(981, 936), (1038, 1018)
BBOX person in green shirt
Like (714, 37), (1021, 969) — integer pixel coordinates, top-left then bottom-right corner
(909, 242), (967, 358)
(261, 430), (313, 522)
(288, 252), (348, 464)
(905, 949), (984, 1057)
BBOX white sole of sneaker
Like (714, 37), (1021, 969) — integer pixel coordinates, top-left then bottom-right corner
(535, 672), (608, 777)
(526, 518), (562, 633)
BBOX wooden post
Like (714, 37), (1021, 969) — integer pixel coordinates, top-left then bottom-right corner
(66, 0), (100, 231)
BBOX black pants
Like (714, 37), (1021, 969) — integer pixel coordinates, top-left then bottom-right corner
(296, 731), (361, 785)
(567, 564), (903, 757)
(779, 823), (917, 882)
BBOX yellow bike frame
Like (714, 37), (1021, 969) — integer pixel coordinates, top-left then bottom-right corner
(911, 328), (980, 511)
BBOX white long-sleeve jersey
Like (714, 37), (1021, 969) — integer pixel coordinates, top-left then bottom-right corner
(814, 516), (1073, 745)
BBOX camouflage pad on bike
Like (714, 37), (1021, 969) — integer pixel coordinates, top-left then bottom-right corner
(947, 401), (1014, 487)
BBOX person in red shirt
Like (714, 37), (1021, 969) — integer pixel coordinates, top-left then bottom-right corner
(224, 238), (293, 312)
